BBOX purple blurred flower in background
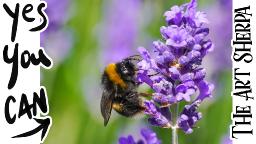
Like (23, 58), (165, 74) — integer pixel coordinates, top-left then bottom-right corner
(137, 0), (214, 134)
(221, 135), (233, 144)
(41, 0), (73, 64)
(99, 0), (142, 65)
(119, 128), (161, 144)
(205, 0), (232, 73)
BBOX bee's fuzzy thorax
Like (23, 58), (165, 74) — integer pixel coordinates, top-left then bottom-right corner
(105, 63), (127, 88)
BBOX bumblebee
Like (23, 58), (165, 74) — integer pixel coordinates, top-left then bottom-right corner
(100, 55), (145, 126)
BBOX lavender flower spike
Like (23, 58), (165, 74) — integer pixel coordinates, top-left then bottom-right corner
(137, 0), (214, 134)
(119, 128), (161, 144)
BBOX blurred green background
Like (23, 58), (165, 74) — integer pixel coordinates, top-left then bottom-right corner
(42, 0), (232, 143)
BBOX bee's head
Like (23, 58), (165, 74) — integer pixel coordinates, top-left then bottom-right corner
(120, 60), (136, 76)
(117, 55), (142, 78)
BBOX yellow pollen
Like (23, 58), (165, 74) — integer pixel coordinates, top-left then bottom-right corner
(170, 60), (181, 68)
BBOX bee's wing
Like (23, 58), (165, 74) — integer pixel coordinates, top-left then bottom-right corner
(100, 89), (115, 126)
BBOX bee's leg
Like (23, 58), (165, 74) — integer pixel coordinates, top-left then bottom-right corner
(138, 92), (152, 97)
(125, 92), (146, 113)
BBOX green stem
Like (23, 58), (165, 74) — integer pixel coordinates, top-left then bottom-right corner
(172, 127), (178, 144)
(171, 103), (179, 144)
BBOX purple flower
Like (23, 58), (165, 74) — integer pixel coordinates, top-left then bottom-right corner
(41, 0), (73, 63)
(205, 0), (232, 72)
(119, 135), (137, 144)
(144, 101), (172, 128)
(44, 0), (70, 33)
(42, 30), (73, 63)
(137, 0), (214, 133)
(119, 128), (161, 144)
(177, 100), (202, 134)
(164, 6), (183, 26)
(221, 135), (233, 144)
(99, 0), (142, 65)
(161, 26), (189, 48)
